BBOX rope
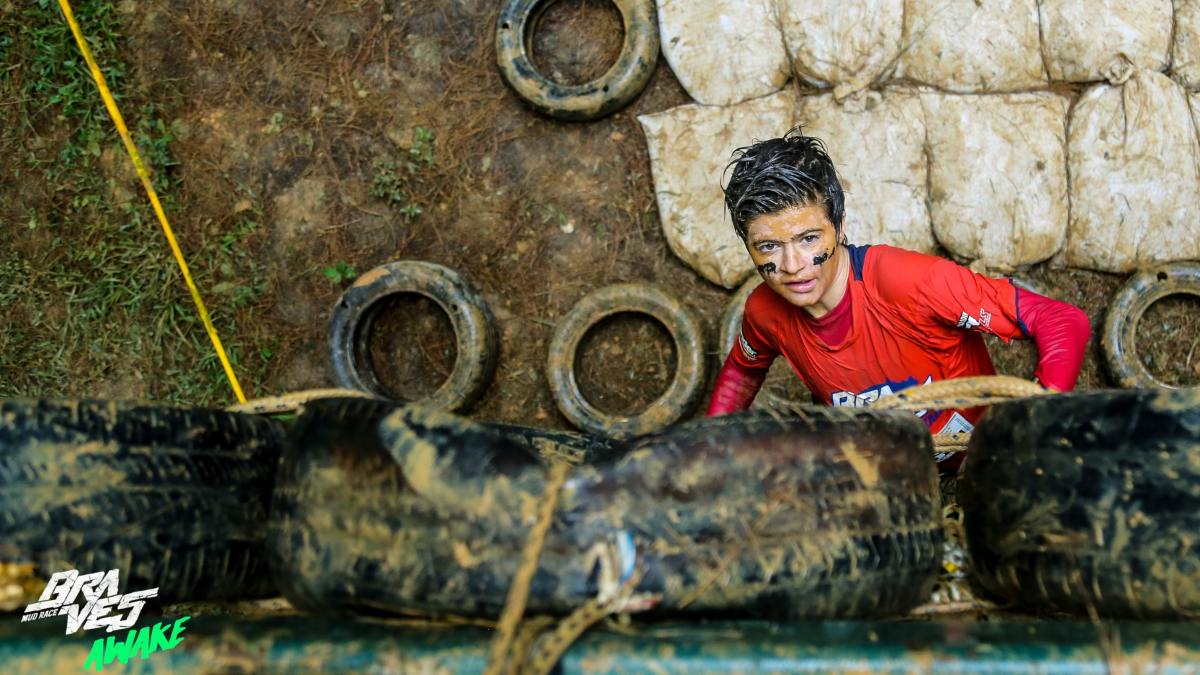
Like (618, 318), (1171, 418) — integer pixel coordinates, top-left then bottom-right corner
(484, 460), (572, 675)
(57, 0), (246, 403)
(225, 388), (379, 415)
(873, 375), (1049, 412)
(523, 571), (644, 675)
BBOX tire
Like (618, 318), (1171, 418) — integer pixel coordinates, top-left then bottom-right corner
(961, 388), (1200, 619)
(495, 0), (659, 121)
(270, 402), (942, 619)
(328, 261), (499, 412)
(546, 284), (706, 439)
(0, 399), (284, 602)
(718, 275), (760, 359)
(1103, 262), (1200, 390)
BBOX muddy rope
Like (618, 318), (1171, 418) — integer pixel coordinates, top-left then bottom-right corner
(224, 388), (379, 415)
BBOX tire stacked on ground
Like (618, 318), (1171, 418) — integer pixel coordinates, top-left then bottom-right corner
(962, 388), (1200, 619)
(269, 401), (943, 619)
(0, 399), (286, 602)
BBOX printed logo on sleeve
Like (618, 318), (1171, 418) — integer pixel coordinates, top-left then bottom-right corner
(956, 307), (992, 331)
(737, 332), (760, 361)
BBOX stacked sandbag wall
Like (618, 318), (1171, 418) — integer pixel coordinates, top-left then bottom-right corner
(645, 0), (1200, 287)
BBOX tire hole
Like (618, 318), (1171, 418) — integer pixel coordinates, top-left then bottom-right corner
(1136, 292), (1200, 386)
(502, 21), (510, 29)
(529, 0), (624, 86)
(361, 293), (458, 402)
(1157, 271), (1169, 281)
(576, 312), (676, 416)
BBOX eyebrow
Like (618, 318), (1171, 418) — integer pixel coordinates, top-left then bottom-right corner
(751, 228), (823, 245)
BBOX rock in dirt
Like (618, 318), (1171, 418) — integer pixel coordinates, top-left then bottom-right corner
(923, 92), (1070, 269)
(795, 90), (934, 252)
(1173, 0), (1200, 89)
(779, 0), (903, 100)
(656, 0), (790, 106)
(1040, 0), (1172, 83)
(898, 0), (1044, 92)
(638, 91), (795, 288)
(1065, 70), (1200, 272)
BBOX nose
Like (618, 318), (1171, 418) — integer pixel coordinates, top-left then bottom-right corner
(778, 242), (806, 275)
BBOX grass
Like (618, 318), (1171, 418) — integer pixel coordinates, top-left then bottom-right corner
(369, 125), (436, 220)
(0, 0), (275, 405)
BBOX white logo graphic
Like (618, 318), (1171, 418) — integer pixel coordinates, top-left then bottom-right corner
(737, 332), (759, 361)
(956, 311), (980, 330)
(21, 569), (158, 635)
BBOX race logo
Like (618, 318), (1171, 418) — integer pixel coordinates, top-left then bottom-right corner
(956, 307), (992, 331)
(22, 569), (157, 634)
(22, 569), (189, 672)
(737, 332), (759, 361)
(830, 375), (933, 409)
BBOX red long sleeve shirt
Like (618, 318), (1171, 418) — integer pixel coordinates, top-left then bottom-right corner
(708, 245), (1090, 436)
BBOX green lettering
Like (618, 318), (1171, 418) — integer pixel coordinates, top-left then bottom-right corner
(82, 637), (105, 672)
(130, 623), (152, 658)
(102, 630), (135, 667)
(150, 621), (172, 653)
(166, 616), (190, 650)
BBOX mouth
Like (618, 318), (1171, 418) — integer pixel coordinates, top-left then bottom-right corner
(783, 278), (817, 294)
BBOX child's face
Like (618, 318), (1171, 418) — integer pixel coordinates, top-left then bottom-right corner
(745, 203), (840, 311)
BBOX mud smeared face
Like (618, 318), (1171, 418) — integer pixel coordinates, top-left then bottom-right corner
(745, 204), (843, 314)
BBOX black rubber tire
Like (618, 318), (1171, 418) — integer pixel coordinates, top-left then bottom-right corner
(961, 388), (1200, 619)
(546, 284), (706, 439)
(269, 402), (942, 619)
(328, 261), (499, 412)
(1102, 262), (1200, 391)
(268, 399), (616, 614)
(495, 0), (659, 121)
(0, 399), (285, 602)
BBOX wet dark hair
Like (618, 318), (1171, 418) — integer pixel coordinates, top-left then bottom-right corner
(722, 127), (845, 241)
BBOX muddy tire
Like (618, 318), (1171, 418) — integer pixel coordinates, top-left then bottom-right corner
(495, 0), (658, 120)
(547, 284), (706, 439)
(0, 399), (284, 602)
(718, 275), (760, 359)
(961, 388), (1200, 619)
(1102, 262), (1200, 390)
(270, 402), (941, 619)
(328, 261), (499, 412)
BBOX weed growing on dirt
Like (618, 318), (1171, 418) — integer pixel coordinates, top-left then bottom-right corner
(370, 126), (436, 219)
(322, 261), (358, 284)
(0, 1), (276, 404)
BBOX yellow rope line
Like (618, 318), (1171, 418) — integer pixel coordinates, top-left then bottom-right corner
(57, 0), (246, 403)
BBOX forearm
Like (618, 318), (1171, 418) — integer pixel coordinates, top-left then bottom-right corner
(707, 354), (769, 416)
(1017, 288), (1091, 391)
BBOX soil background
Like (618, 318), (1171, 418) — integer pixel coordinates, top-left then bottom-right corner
(2, 0), (1197, 427)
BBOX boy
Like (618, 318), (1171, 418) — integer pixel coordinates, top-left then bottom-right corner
(707, 128), (1090, 468)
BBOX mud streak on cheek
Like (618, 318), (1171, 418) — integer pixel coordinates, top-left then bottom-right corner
(812, 249), (833, 266)
(757, 262), (777, 276)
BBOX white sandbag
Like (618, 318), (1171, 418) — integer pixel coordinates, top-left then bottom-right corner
(1173, 0), (1200, 89)
(1065, 71), (1200, 272)
(1040, 0), (1172, 82)
(638, 92), (796, 288)
(795, 90), (935, 252)
(922, 92), (1070, 269)
(656, 0), (790, 106)
(779, 0), (903, 99)
(898, 0), (1044, 92)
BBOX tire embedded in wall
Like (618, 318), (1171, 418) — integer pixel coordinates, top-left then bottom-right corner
(961, 388), (1200, 619)
(269, 401), (943, 619)
(0, 399), (285, 602)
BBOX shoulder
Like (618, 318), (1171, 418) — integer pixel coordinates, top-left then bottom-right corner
(744, 280), (787, 321)
(856, 244), (949, 306)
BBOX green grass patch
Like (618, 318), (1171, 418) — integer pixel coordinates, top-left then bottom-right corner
(0, 0), (276, 405)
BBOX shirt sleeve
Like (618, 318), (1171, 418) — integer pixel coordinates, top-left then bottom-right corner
(727, 288), (780, 371)
(873, 247), (1026, 342)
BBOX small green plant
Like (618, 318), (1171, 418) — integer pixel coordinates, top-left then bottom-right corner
(369, 126), (435, 219)
(323, 261), (357, 284)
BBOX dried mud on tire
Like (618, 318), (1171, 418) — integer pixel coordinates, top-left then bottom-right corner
(270, 402), (942, 619)
(0, 400), (285, 602)
(962, 388), (1200, 619)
